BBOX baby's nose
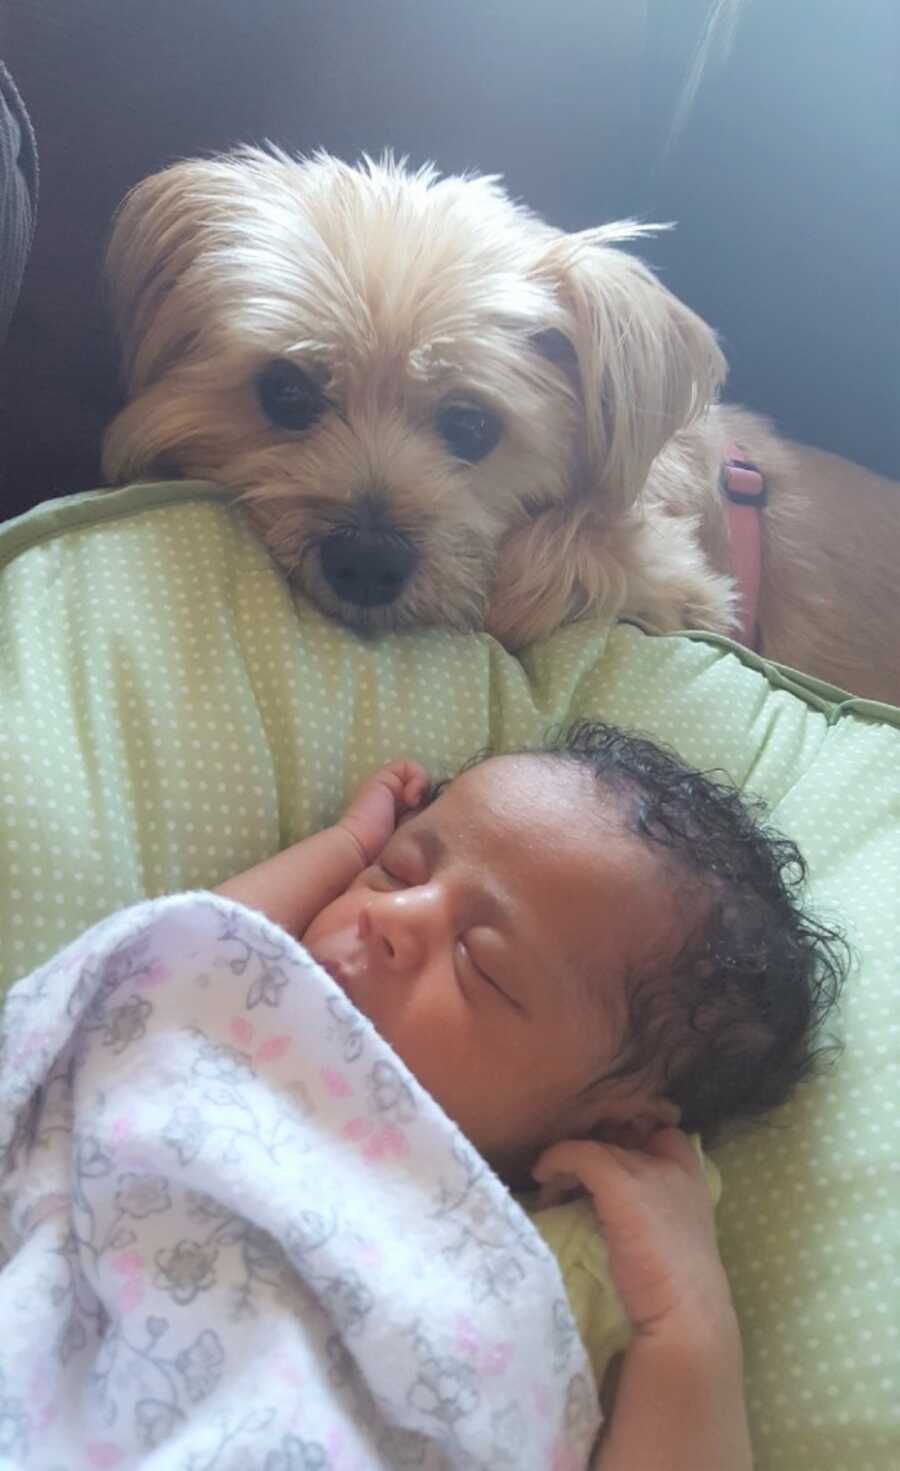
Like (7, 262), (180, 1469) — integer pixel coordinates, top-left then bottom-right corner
(361, 888), (442, 973)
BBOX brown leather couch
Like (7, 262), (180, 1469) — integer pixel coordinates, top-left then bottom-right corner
(1, 0), (897, 522)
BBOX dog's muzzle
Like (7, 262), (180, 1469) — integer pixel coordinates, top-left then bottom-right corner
(318, 525), (418, 608)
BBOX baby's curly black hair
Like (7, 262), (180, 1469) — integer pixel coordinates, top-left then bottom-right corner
(540, 720), (849, 1142)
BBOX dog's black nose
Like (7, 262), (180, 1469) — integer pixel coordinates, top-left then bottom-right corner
(319, 526), (418, 607)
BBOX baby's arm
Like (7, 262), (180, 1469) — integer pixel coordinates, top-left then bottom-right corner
(535, 1130), (753, 1471)
(215, 759), (428, 938)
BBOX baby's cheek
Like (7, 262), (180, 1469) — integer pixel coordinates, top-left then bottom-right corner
(305, 888), (366, 947)
(302, 899), (341, 946)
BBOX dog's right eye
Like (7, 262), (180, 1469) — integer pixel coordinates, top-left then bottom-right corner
(256, 359), (325, 431)
(435, 400), (502, 464)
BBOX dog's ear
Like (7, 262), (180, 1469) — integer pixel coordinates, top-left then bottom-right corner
(532, 225), (726, 516)
(106, 159), (217, 394)
(107, 148), (292, 394)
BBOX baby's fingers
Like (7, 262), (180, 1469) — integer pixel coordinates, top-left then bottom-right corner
(399, 762), (429, 809)
(373, 758), (429, 807)
(533, 1138), (636, 1198)
(644, 1126), (705, 1174)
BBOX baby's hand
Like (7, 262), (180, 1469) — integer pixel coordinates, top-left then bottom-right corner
(534, 1129), (733, 1342)
(337, 759), (430, 869)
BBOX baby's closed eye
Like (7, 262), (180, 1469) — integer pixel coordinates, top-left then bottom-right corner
(373, 836), (429, 888)
(369, 856), (419, 890)
(458, 934), (523, 1012)
(365, 863), (405, 891)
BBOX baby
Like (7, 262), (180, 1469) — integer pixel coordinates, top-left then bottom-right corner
(219, 718), (846, 1471)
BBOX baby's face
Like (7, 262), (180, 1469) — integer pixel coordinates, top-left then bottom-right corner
(304, 755), (683, 1180)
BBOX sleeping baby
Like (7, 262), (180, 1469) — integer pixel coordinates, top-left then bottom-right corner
(0, 720), (845, 1469)
(217, 718), (847, 1470)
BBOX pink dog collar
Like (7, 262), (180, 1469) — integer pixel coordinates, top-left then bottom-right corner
(721, 443), (767, 651)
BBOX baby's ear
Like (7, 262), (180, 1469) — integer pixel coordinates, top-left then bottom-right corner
(593, 1117), (658, 1151)
(587, 1097), (682, 1152)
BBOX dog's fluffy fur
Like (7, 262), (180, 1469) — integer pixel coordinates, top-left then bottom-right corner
(103, 148), (900, 703)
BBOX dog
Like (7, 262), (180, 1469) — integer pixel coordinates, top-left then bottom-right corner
(102, 147), (900, 704)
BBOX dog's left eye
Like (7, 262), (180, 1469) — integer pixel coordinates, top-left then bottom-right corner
(435, 400), (501, 463)
(256, 359), (325, 431)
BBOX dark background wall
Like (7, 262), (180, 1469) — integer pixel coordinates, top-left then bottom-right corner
(1, 0), (897, 521)
(641, 0), (899, 477)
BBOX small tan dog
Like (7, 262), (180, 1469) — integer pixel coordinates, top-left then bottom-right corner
(103, 148), (900, 704)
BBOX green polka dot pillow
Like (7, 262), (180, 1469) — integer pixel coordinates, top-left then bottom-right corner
(1, 482), (898, 1471)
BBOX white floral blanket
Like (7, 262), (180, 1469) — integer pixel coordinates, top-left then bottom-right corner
(0, 895), (599, 1469)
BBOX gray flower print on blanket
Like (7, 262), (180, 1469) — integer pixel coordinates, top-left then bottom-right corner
(399, 1322), (483, 1454)
(176, 1329), (225, 1403)
(68, 921), (159, 1027)
(163, 1045), (306, 1171)
(193, 1036), (255, 1090)
(50, 1227), (105, 1367)
(135, 1396), (183, 1452)
(215, 907), (295, 1009)
(376, 1423), (431, 1469)
(89, 1314), (227, 1436)
(76, 1133), (114, 1179)
(175, 1404), (279, 1466)
(432, 1137), (542, 1305)
(408, 1355), (480, 1428)
(263, 1434), (332, 1471)
(163, 1104), (210, 1166)
(552, 1295), (580, 1372)
(99, 995), (153, 1054)
(115, 1172), (171, 1219)
(565, 1372), (598, 1441)
(367, 1059), (417, 1125)
(181, 1192), (298, 1322)
(284, 1209), (335, 1263)
(325, 994), (366, 1063)
(318, 1268), (373, 1336)
(154, 1239), (219, 1305)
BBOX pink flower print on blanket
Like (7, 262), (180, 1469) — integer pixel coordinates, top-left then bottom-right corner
(229, 1014), (293, 1066)
(341, 1058), (419, 1160)
(454, 1313), (515, 1377)
(134, 957), (171, 990)
(341, 1116), (409, 1162)
(320, 1065), (354, 1099)
(86, 1441), (126, 1469)
(110, 1249), (146, 1313)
